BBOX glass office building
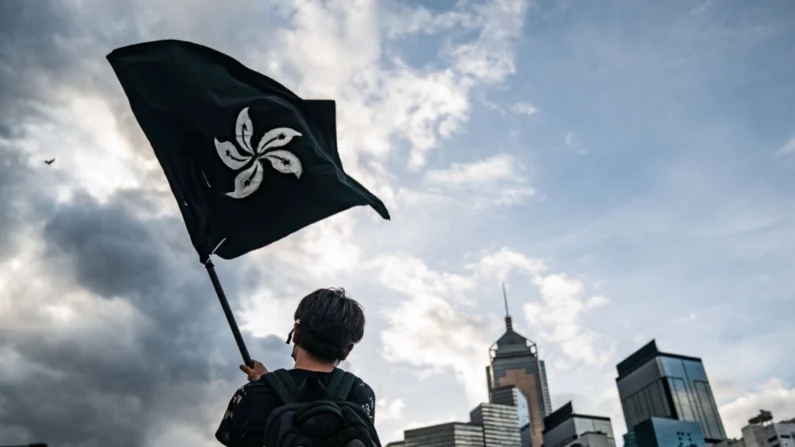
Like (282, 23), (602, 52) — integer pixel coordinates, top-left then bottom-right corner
(623, 417), (707, 447)
(542, 401), (616, 447)
(616, 340), (726, 444)
(470, 403), (523, 447)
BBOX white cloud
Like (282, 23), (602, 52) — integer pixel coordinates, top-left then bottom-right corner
(425, 154), (517, 185)
(17, 96), (151, 203)
(511, 102), (538, 116)
(373, 254), (491, 405)
(691, 0), (713, 15)
(448, 0), (528, 84)
(0, 239), (151, 356)
(377, 398), (406, 422)
(471, 247), (547, 280)
(262, 213), (364, 280)
(268, 0), (529, 172)
(472, 248), (614, 366)
(369, 254), (477, 298)
(775, 136), (795, 157)
(565, 132), (575, 147)
(380, 291), (491, 404)
(673, 312), (698, 324)
(525, 273), (615, 366)
(719, 378), (795, 439)
(384, 0), (530, 84)
(563, 132), (587, 154)
(383, 4), (475, 39)
(423, 154), (537, 205)
(376, 248), (614, 409)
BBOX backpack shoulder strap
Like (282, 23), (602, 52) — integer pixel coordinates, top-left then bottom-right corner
(262, 369), (298, 404)
(326, 369), (356, 401)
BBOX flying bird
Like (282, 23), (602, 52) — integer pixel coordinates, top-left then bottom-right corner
(44, 158), (55, 165)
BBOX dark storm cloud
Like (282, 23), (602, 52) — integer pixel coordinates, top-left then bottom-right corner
(0, 1), (308, 445)
(43, 193), (174, 299)
(0, 0), (77, 137)
(0, 185), (229, 444)
(0, 144), (62, 257)
(0, 102), (301, 445)
(0, 152), (296, 445)
(0, 0), (294, 155)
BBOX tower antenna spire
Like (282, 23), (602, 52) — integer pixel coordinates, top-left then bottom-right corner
(502, 282), (510, 317)
(502, 282), (513, 331)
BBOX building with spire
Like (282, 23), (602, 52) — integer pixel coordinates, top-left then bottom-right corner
(486, 284), (552, 447)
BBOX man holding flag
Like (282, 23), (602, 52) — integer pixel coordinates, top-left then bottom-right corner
(217, 288), (377, 447)
(108, 40), (388, 447)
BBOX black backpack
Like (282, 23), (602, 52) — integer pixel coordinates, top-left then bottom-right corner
(262, 369), (381, 447)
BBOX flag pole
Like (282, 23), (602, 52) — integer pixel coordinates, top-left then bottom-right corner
(204, 258), (253, 367)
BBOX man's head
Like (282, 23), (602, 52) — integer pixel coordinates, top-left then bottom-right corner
(290, 288), (365, 364)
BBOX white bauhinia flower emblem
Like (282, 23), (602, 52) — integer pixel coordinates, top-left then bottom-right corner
(214, 107), (303, 199)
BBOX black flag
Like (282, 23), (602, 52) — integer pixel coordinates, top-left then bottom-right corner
(108, 40), (390, 261)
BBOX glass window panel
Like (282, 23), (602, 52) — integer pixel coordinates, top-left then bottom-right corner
(632, 393), (643, 425)
(629, 394), (641, 423)
(658, 380), (672, 417)
(641, 387), (657, 419)
(647, 381), (664, 417)
(668, 378), (683, 419)
(622, 399), (634, 428)
(693, 381), (711, 436)
(695, 381), (724, 440)
(703, 382), (726, 439)
(671, 378), (696, 422)
(628, 395), (639, 427)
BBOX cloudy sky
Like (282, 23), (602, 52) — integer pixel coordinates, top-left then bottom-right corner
(1, 0), (794, 445)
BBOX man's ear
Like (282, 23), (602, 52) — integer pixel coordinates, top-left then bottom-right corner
(340, 343), (355, 361)
(293, 322), (299, 341)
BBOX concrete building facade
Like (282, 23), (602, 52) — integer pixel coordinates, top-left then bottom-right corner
(470, 402), (523, 447)
(741, 418), (795, 447)
(542, 401), (616, 447)
(489, 385), (531, 447)
(404, 422), (485, 447)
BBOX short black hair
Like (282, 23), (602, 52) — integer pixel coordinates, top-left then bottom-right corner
(293, 288), (365, 363)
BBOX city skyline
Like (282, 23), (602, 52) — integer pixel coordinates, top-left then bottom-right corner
(388, 322), (789, 446)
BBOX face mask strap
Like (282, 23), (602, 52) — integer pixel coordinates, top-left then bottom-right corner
(285, 319), (300, 344)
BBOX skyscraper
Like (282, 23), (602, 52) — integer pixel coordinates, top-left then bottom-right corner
(616, 340), (727, 444)
(486, 284), (551, 447)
